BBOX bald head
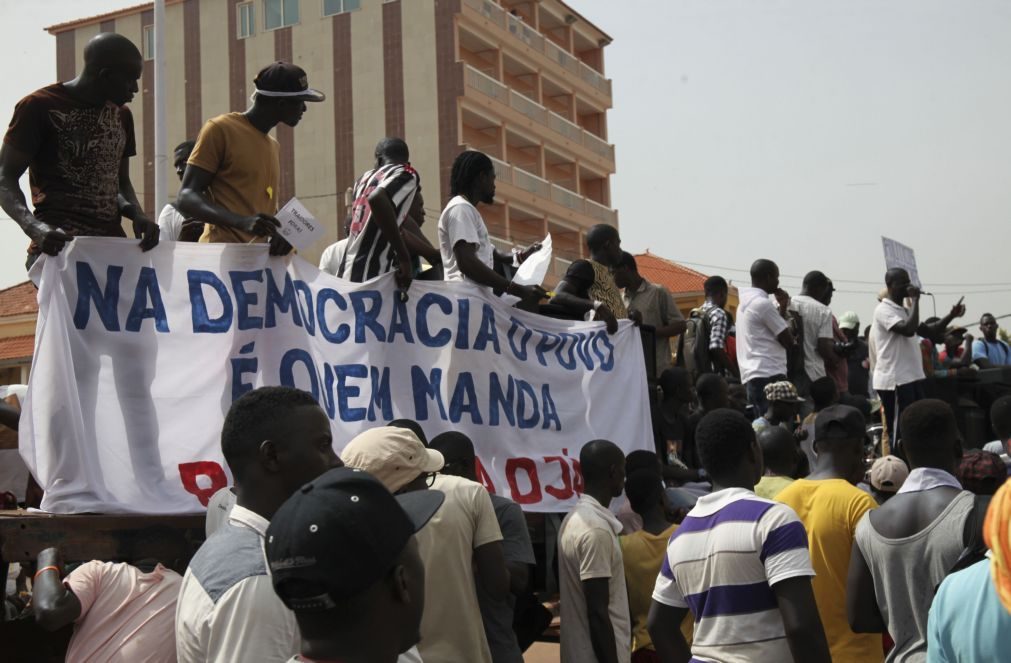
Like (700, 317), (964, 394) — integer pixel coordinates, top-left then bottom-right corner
(79, 33), (143, 106)
(580, 439), (624, 484)
(84, 33), (142, 69)
(758, 426), (797, 477)
(750, 259), (780, 293)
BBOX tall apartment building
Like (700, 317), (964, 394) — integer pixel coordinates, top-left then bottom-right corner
(46, 0), (616, 275)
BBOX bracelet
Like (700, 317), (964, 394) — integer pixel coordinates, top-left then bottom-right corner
(33, 565), (60, 581)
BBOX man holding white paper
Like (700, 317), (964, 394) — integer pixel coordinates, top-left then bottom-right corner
(177, 62), (325, 256)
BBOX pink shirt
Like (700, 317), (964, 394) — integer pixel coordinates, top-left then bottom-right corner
(65, 560), (182, 663)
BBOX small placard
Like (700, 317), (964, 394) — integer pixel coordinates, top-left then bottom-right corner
(276, 198), (326, 252)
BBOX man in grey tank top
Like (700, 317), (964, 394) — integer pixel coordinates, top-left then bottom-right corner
(846, 399), (975, 662)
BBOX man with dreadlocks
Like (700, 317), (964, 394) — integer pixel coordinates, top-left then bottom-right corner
(336, 137), (417, 288)
(549, 224), (625, 334)
(438, 150), (546, 304)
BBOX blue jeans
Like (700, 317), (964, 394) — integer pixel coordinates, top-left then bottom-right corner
(746, 374), (786, 417)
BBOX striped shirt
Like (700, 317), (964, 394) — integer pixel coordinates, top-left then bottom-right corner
(338, 163), (419, 282)
(652, 487), (814, 663)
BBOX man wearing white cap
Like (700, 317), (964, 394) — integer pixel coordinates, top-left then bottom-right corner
(178, 62), (325, 254)
(868, 455), (909, 504)
(341, 426), (507, 663)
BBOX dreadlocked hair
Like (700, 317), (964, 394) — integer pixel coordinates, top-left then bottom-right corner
(450, 150), (493, 198)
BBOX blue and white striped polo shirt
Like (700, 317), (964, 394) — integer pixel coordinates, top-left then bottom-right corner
(652, 487), (814, 663)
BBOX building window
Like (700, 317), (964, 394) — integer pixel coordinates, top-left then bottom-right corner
(323, 0), (360, 16)
(265, 0), (300, 30)
(237, 2), (255, 38)
(142, 25), (154, 61)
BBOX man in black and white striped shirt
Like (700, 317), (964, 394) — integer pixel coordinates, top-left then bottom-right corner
(337, 137), (418, 287)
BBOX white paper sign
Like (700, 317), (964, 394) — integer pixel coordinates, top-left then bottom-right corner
(22, 238), (652, 514)
(276, 197), (326, 251)
(512, 234), (553, 287)
(881, 236), (921, 288)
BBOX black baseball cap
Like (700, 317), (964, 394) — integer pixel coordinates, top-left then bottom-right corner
(253, 61), (325, 102)
(265, 467), (443, 612)
(815, 404), (867, 441)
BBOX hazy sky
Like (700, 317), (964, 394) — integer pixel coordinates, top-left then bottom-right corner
(1, 0), (1010, 330)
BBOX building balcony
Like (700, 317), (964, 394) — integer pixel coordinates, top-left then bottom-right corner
(488, 155), (617, 226)
(463, 65), (615, 169)
(461, 0), (612, 102)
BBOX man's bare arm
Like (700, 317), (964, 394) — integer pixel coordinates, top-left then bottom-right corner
(177, 164), (279, 238)
(0, 143), (72, 254)
(118, 157), (158, 251)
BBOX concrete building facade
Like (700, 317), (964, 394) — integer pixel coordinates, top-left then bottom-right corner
(46, 0), (616, 275)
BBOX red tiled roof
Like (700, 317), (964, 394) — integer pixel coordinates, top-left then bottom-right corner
(634, 251), (714, 294)
(0, 335), (35, 362)
(45, 2), (185, 34)
(0, 282), (38, 319)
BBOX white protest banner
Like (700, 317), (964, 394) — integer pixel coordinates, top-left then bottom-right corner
(881, 236), (921, 288)
(21, 238), (652, 514)
(276, 197), (326, 251)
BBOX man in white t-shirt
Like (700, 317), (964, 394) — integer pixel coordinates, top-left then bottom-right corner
(157, 140), (201, 242)
(558, 439), (631, 663)
(341, 426), (507, 663)
(788, 270), (838, 391)
(438, 150), (544, 305)
(871, 268), (925, 447)
(736, 259), (796, 414)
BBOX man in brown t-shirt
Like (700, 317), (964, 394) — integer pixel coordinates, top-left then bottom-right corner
(0, 33), (158, 270)
(177, 62), (325, 255)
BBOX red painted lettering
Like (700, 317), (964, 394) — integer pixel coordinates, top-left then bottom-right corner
(542, 455), (574, 500)
(178, 461), (228, 507)
(475, 456), (497, 494)
(505, 457), (543, 505)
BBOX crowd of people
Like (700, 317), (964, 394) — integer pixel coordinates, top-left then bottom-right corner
(2, 31), (1011, 663)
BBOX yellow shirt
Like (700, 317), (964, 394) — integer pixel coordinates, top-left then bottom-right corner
(188, 112), (279, 244)
(619, 524), (692, 652)
(776, 478), (882, 663)
(755, 474), (795, 500)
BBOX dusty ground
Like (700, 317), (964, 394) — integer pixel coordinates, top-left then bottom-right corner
(524, 642), (560, 662)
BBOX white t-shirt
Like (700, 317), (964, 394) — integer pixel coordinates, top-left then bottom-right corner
(558, 494), (632, 663)
(157, 203), (186, 242)
(318, 238), (349, 277)
(871, 299), (925, 390)
(789, 294), (834, 382)
(416, 474), (503, 663)
(438, 195), (494, 284)
(736, 286), (790, 383)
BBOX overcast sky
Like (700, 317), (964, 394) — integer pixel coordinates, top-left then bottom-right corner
(1, 0), (1010, 330)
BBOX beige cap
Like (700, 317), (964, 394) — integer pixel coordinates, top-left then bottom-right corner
(340, 426), (445, 493)
(869, 455), (909, 493)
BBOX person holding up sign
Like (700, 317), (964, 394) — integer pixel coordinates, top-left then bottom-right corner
(177, 62), (325, 256)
